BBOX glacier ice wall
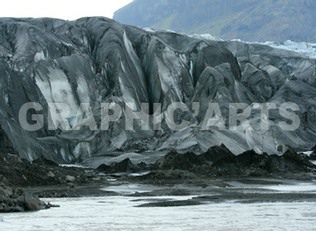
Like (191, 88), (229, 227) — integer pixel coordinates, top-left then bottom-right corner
(0, 17), (316, 163)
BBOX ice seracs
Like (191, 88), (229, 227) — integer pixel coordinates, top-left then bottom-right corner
(0, 17), (316, 163)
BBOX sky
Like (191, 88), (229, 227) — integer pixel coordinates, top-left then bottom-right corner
(0, 0), (133, 20)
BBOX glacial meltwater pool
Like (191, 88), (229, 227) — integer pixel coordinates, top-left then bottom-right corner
(1, 196), (316, 231)
(2, 180), (316, 230)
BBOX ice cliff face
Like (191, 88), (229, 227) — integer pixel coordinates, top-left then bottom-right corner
(0, 17), (316, 163)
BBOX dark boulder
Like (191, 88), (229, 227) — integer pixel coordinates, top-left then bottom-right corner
(97, 158), (148, 174)
(154, 150), (205, 171)
(201, 144), (235, 163)
(0, 184), (46, 213)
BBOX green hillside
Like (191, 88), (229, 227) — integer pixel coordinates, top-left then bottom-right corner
(114, 0), (316, 42)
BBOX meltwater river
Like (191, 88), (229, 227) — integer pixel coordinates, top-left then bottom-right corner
(1, 196), (316, 230)
(1, 181), (316, 231)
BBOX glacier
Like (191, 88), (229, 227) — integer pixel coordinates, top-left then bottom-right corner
(0, 17), (316, 163)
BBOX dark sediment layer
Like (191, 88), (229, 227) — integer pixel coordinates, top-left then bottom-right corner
(1, 145), (316, 211)
(97, 144), (316, 183)
(1, 121), (316, 211)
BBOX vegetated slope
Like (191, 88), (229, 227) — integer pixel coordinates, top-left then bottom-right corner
(114, 0), (316, 42)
